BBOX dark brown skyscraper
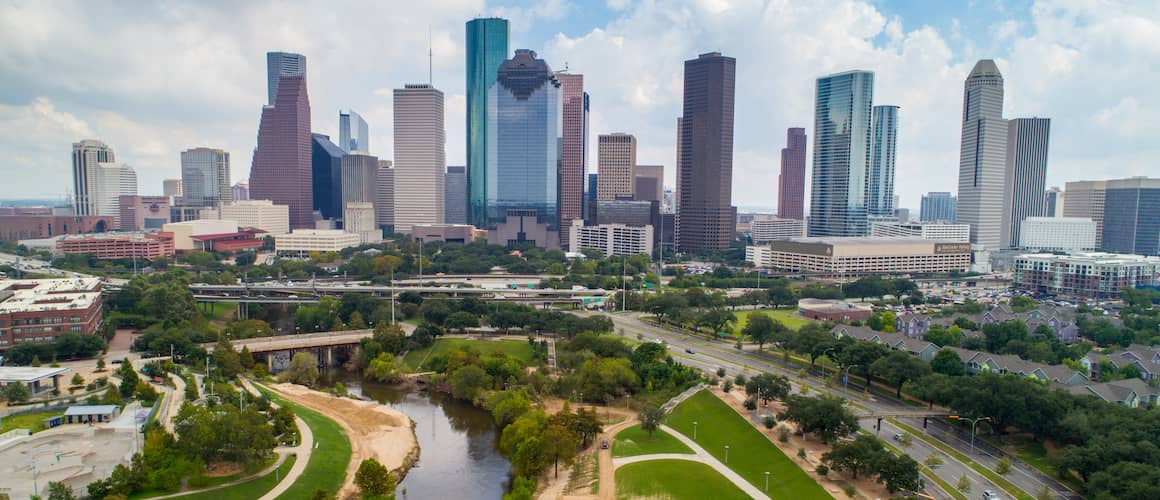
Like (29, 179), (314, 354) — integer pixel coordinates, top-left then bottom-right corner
(250, 74), (312, 229)
(556, 72), (586, 247)
(676, 52), (736, 253)
(777, 127), (807, 220)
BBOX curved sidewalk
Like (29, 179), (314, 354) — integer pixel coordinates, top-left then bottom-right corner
(610, 424), (769, 500)
(259, 414), (313, 500)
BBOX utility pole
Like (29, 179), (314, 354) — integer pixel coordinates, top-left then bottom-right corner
(391, 268), (396, 324)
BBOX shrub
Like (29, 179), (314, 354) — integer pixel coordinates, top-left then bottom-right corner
(722, 380), (733, 393)
(843, 485), (857, 498)
(778, 427), (790, 443)
(798, 447), (807, 460)
(763, 415), (775, 429)
(996, 457), (1011, 475)
(743, 398), (757, 410)
(734, 374), (747, 386)
(716, 367), (726, 377)
(816, 464), (829, 476)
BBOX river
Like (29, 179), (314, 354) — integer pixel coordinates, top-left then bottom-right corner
(321, 370), (513, 499)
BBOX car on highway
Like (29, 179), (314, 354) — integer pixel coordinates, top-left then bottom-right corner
(685, 348), (695, 354)
(982, 490), (1001, 500)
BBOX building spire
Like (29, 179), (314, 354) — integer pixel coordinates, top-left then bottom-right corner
(428, 25), (433, 85)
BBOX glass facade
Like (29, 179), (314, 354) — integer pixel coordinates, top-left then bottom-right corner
(266, 52), (306, 106)
(920, 192), (957, 222)
(867, 105), (898, 217)
(486, 50), (561, 233)
(180, 147), (230, 208)
(1102, 183), (1160, 256)
(311, 133), (344, 221)
(466, 18), (510, 228)
(809, 70), (874, 237)
(338, 110), (369, 153)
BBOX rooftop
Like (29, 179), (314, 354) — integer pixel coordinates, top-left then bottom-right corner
(0, 366), (69, 382)
(1017, 252), (1160, 265)
(0, 278), (102, 314)
(779, 236), (962, 245)
(64, 405), (120, 416)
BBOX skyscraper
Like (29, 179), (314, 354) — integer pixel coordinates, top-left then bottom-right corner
(444, 166), (467, 224)
(341, 152), (379, 225)
(556, 71), (587, 246)
(920, 192), (957, 222)
(466, 17), (510, 228)
(93, 162), (137, 226)
(1101, 177), (1160, 256)
(635, 165), (664, 203)
(311, 133), (345, 221)
(231, 182), (248, 202)
(376, 161), (395, 232)
(867, 105), (899, 217)
(585, 172), (598, 222)
(250, 70), (313, 229)
(808, 70), (874, 237)
(266, 52), (306, 106)
(676, 52), (736, 253)
(777, 128), (806, 220)
(597, 133), (637, 201)
(956, 60), (1008, 249)
(1044, 187), (1063, 217)
(1063, 180), (1106, 243)
(338, 110), (369, 153)
(1000, 117), (1051, 248)
(485, 49), (562, 242)
(163, 179), (183, 198)
(72, 139), (115, 217)
(393, 84), (445, 232)
(180, 147), (231, 208)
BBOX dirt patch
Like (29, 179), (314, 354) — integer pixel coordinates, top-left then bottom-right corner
(269, 383), (418, 499)
(204, 461), (243, 477)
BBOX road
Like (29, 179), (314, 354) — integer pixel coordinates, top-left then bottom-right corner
(604, 312), (1082, 500)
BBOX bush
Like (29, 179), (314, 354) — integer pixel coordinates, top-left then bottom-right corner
(843, 485), (857, 498)
(763, 415), (775, 429)
(716, 367), (726, 377)
(778, 427), (790, 443)
(996, 456), (1011, 475)
(815, 464), (829, 476)
(722, 379), (733, 393)
(743, 398), (757, 410)
(734, 374), (747, 386)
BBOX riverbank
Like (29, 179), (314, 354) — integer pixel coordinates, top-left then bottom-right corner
(268, 383), (419, 497)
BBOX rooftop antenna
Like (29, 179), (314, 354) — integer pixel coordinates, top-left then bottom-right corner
(428, 25), (433, 85)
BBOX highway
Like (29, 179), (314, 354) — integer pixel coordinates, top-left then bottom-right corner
(605, 312), (1082, 500)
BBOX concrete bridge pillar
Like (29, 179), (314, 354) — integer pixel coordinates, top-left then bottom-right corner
(326, 347), (334, 367)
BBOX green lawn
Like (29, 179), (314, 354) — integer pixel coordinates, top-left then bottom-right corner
(667, 390), (831, 499)
(615, 459), (751, 500)
(612, 424), (693, 458)
(0, 409), (64, 434)
(171, 454), (297, 500)
(733, 308), (815, 335)
(401, 338), (536, 372)
(257, 387), (351, 499)
(201, 302), (236, 322)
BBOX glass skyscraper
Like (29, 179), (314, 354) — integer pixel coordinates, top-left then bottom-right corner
(808, 70), (874, 237)
(465, 17), (510, 228)
(486, 49), (561, 232)
(1100, 177), (1160, 256)
(867, 105), (899, 217)
(180, 147), (231, 208)
(920, 192), (957, 222)
(311, 133), (344, 220)
(339, 110), (369, 153)
(266, 52), (306, 106)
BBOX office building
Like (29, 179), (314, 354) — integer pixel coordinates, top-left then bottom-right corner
(376, 162), (395, 233)
(870, 221), (970, 242)
(56, 233), (175, 260)
(894, 208), (911, 223)
(163, 178), (183, 198)
(1102, 177), (1160, 256)
(411, 224), (486, 244)
(0, 278), (104, 348)
(808, 70), (874, 237)
(920, 192), (956, 222)
(749, 237), (971, 275)
(1063, 180), (1106, 244)
(311, 133), (345, 221)
(250, 67), (312, 228)
(956, 60), (1009, 249)
(338, 110), (369, 153)
(569, 220), (653, 257)
(266, 51), (306, 105)
(393, 84), (445, 232)
(868, 105), (899, 217)
(217, 200), (290, 235)
(593, 199), (655, 227)
(231, 182), (249, 202)
(597, 133), (637, 201)
(160, 219), (260, 252)
(117, 195), (170, 232)
(676, 52), (737, 252)
(180, 147), (231, 208)
(275, 229), (361, 256)
(1014, 252), (1160, 299)
(1001, 117), (1051, 249)
(485, 49), (562, 247)
(1019, 217), (1097, 252)
(585, 173), (598, 221)
(0, 215), (113, 240)
(93, 163), (137, 227)
(777, 128), (807, 220)
(72, 140), (115, 217)
(444, 166), (467, 224)
(344, 202), (381, 244)
(749, 218), (806, 243)
(340, 152), (379, 225)
(557, 71), (587, 246)
(487, 209), (557, 249)
(635, 165), (664, 203)
(466, 17), (510, 228)
(1045, 187), (1063, 217)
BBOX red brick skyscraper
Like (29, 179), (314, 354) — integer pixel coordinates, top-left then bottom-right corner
(556, 72), (586, 247)
(777, 127), (807, 220)
(250, 74), (313, 229)
(676, 52), (736, 253)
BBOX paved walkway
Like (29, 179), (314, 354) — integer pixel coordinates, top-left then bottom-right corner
(160, 375), (185, 433)
(259, 414), (312, 500)
(611, 424), (770, 500)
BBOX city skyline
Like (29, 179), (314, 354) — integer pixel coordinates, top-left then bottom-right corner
(2, 2), (1159, 212)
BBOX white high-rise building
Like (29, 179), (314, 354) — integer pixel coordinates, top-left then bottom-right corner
(211, 200), (290, 235)
(749, 218), (806, 243)
(72, 139), (115, 217)
(1019, 217), (1097, 252)
(568, 220), (653, 257)
(393, 84), (445, 232)
(93, 162), (137, 226)
(956, 60), (1009, 250)
(597, 133), (637, 201)
(870, 221), (970, 242)
(344, 202), (381, 244)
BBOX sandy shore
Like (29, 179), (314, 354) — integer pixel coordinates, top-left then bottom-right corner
(268, 383), (419, 498)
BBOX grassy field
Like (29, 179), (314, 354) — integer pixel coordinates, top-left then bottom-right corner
(257, 389), (351, 499)
(667, 390), (831, 499)
(1009, 440), (1083, 492)
(615, 459), (751, 500)
(0, 409), (64, 434)
(733, 308), (815, 335)
(401, 338), (536, 372)
(612, 424), (693, 458)
(171, 454), (297, 500)
(201, 302), (236, 322)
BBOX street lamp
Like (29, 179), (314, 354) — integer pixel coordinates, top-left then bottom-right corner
(842, 364), (860, 398)
(764, 471), (770, 492)
(693, 421), (698, 440)
(950, 416), (992, 456)
(821, 347), (837, 378)
(724, 445), (730, 464)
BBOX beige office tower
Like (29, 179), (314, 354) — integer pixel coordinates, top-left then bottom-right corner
(393, 84), (445, 232)
(597, 133), (637, 201)
(955, 60), (1008, 249)
(163, 179), (183, 198)
(1063, 180), (1106, 244)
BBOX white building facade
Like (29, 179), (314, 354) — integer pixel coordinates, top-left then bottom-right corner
(568, 220), (652, 257)
(869, 221), (970, 242)
(275, 229), (361, 255)
(1019, 217), (1097, 252)
(200, 200), (290, 235)
(344, 202), (382, 244)
(93, 162), (138, 227)
(393, 84), (445, 232)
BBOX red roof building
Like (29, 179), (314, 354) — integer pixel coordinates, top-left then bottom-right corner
(56, 232), (175, 260)
(189, 228), (266, 252)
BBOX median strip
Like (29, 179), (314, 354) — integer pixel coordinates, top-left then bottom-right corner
(890, 420), (1031, 500)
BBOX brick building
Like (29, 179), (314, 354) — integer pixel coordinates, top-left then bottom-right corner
(0, 278), (104, 350)
(56, 233), (175, 260)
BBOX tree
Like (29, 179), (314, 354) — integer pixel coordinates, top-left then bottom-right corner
(780, 394), (859, 443)
(96, 357), (106, 371)
(822, 434), (885, 479)
(838, 341), (890, 387)
(70, 373), (85, 386)
(744, 373), (791, 406)
(541, 423), (580, 478)
(355, 458), (396, 499)
(957, 474), (971, 493)
(743, 312), (786, 350)
(930, 348), (965, 376)
(47, 481), (77, 500)
(870, 351), (932, 398)
(4, 381), (31, 403)
(876, 454), (922, 493)
(449, 365), (491, 401)
(490, 390), (532, 428)
(444, 311), (481, 333)
(280, 352), (319, 386)
(639, 404), (666, 438)
(697, 309), (737, 336)
(996, 456), (1011, 475)
(365, 353), (402, 383)
(924, 325), (963, 347)
(118, 360), (139, 398)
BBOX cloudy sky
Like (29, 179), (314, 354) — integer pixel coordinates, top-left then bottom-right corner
(1, 0), (1157, 210)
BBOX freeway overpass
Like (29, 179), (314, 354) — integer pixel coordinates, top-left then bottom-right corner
(205, 326), (414, 371)
(189, 283), (611, 297)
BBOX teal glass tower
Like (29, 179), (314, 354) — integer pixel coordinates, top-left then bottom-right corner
(808, 70), (874, 237)
(466, 17), (510, 228)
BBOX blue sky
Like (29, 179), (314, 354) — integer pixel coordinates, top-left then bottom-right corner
(1, 0), (1157, 211)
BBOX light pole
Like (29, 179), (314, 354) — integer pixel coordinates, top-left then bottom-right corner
(764, 471), (770, 492)
(693, 421), (698, 440)
(724, 445), (730, 464)
(951, 416), (992, 456)
(842, 364), (860, 398)
(821, 347), (836, 378)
